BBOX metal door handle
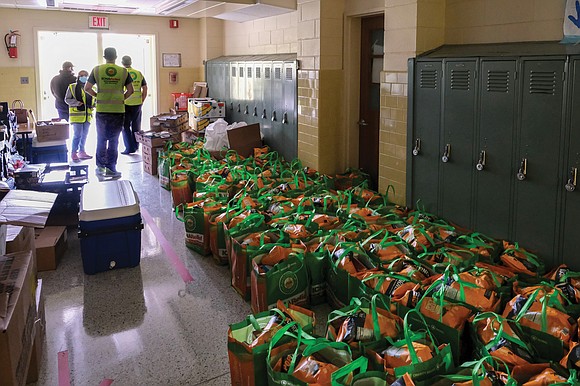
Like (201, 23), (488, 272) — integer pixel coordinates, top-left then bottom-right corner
(253, 107), (258, 117)
(229, 102), (234, 110)
(441, 144), (451, 163)
(566, 167), (578, 192)
(412, 138), (421, 156)
(358, 119), (368, 127)
(262, 109), (267, 119)
(271, 111), (277, 122)
(476, 150), (486, 171)
(517, 158), (527, 181)
(282, 112), (288, 124)
(244, 105), (249, 115)
(237, 104), (241, 113)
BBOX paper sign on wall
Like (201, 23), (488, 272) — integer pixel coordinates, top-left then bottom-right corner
(89, 15), (109, 30)
(563, 0), (580, 43)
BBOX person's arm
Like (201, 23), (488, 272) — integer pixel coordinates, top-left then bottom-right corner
(64, 86), (83, 107)
(124, 72), (134, 100)
(141, 85), (148, 103)
(84, 69), (97, 98)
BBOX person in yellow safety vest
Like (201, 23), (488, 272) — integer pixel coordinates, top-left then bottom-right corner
(120, 55), (148, 155)
(84, 47), (133, 179)
(65, 69), (94, 162)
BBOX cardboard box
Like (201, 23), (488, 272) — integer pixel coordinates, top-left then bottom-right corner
(0, 224), (5, 256)
(26, 279), (44, 384)
(34, 120), (69, 142)
(188, 98), (225, 119)
(190, 82), (208, 98)
(34, 226), (67, 271)
(0, 190), (57, 228)
(149, 113), (188, 131)
(142, 145), (161, 176)
(0, 251), (36, 386)
(189, 116), (216, 132)
(135, 131), (181, 148)
(6, 226), (36, 275)
(226, 123), (262, 158)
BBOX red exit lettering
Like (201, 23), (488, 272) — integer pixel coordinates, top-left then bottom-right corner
(90, 15), (108, 29)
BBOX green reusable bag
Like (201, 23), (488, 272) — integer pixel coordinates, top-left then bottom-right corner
(304, 236), (333, 306)
(438, 356), (517, 386)
(157, 149), (173, 190)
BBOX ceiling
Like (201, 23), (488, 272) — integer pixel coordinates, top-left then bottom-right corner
(0, 0), (297, 22)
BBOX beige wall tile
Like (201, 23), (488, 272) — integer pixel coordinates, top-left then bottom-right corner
(301, 38), (321, 57)
(320, 37), (344, 56)
(534, 0), (565, 21)
(264, 16), (278, 31)
(298, 20), (317, 39)
(301, 1), (322, 21)
(385, 4), (418, 30)
(320, 18), (344, 39)
(484, 0), (534, 25)
(272, 29), (285, 45)
(417, 1), (445, 28)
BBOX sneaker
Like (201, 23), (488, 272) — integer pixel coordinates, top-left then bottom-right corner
(95, 167), (106, 176)
(78, 151), (93, 160)
(120, 150), (131, 155)
(104, 168), (122, 178)
(71, 152), (80, 162)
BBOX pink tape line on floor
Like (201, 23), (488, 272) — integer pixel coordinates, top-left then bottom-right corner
(58, 351), (70, 386)
(141, 207), (194, 283)
(99, 379), (114, 386)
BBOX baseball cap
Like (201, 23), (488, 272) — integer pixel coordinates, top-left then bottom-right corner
(104, 47), (117, 60)
(121, 55), (132, 66)
(62, 61), (74, 70)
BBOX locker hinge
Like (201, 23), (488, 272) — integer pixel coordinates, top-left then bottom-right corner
(563, 71), (566, 82)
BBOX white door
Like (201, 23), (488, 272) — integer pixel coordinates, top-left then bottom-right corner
(102, 33), (157, 124)
(37, 31), (99, 120)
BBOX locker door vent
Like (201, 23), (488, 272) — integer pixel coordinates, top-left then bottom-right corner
(247, 67), (252, 78)
(225, 67), (229, 77)
(420, 69), (437, 89)
(231, 66), (236, 77)
(265, 67), (271, 79)
(486, 71), (509, 92)
(529, 71), (556, 95)
(275, 67), (282, 80)
(239, 67), (244, 78)
(285, 67), (293, 81)
(450, 69), (470, 90)
(256, 67), (261, 78)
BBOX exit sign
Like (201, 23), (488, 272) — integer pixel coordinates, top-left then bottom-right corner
(89, 15), (109, 29)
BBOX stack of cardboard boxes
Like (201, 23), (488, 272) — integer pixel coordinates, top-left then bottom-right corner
(186, 98), (226, 133)
(137, 112), (188, 175)
(0, 190), (68, 385)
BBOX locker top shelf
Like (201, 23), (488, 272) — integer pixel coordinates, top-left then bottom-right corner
(206, 54), (297, 63)
(418, 41), (580, 58)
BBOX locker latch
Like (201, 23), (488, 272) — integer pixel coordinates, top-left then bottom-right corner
(282, 112), (288, 124)
(441, 144), (451, 163)
(244, 105), (249, 115)
(237, 104), (241, 113)
(412, 138), (421, 156)
(517, 158), (527, 181)
(272, 111), (277, 122)
(476, 150), (486, 171)
(566, 167), (577, 192)
(253, 106), (258, 117)
(262, 109), (267, 119)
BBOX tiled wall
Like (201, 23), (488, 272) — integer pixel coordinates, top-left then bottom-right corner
(445, 0), (564, 44)
(223, 12), (298, 55)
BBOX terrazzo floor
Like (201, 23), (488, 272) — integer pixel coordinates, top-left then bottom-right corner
(32, 141), (330, 385)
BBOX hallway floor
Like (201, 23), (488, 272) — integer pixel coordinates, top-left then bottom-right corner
(32, 147), (330, 385)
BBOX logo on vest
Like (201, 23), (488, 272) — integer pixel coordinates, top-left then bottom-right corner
(130, 71), (138, 81)
(106, 67), (118, 77)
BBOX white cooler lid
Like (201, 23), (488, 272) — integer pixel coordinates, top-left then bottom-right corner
(80, 180), (140, 222)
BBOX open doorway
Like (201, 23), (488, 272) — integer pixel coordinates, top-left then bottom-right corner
(36, 31), (157, 121)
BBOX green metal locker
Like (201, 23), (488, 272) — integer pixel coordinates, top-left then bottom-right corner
(473, 59), (518, 239)
(282, 60), (298, 160)
(561, 56), (580, 270)
(407, 60), (442, 213)
(439, 59), (478, 229)
(514, 58), (566, 266)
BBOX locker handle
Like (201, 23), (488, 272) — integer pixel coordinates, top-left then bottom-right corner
(253, 107), (258, 117)
(517, 158), (527, 181)
(272, 111), (277, 122)
(229, 102), (234, 111)
(566, 167), (577, 192)
(262, 109), (267, 119)
(282, 112), (288, 124)
(476, 150), (486, 171)
(244, 105), (249, 115)
(237, 104), (241, 113)
(412, 138), (421, 156)
(441, 144), (451, 163)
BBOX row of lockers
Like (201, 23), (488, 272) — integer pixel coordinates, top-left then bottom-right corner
(205, 54), (298, 161)
(407, 42), (580, 270)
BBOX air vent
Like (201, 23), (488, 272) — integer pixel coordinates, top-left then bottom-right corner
(529, 71), (556, 95)
(247, 67), (252, 78)
(256, 67), (261, 78)
(450, 69), (470, 90)
(231, 66), (236, 77)
(239, 67), (244, 77)
(420, 69), (437, 89)
(275, 67), (282, 80)
(487, 71), (509, 93)
(226, 66), (229, 77)
(285, 67), (293, 81)
(265, 67), (271, 79)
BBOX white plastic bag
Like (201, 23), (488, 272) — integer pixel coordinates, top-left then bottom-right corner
(204, 118), (229, 151)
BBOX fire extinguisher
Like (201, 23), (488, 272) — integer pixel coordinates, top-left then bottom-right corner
(4, 30), (20, 59)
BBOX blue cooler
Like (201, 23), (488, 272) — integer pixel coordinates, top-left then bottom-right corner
(78, 180), (143, 275)
(32, 136), (68, 164)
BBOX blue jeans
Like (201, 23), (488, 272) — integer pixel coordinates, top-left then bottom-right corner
(122, 104), (142, 153)
(71, 121), (90, 152)
(95, 112), (124, 171)
(56, 106), (69, 121)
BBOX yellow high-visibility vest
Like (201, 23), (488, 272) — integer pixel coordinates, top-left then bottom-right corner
(94, 64), (127, 113)
(125, 68), (143, 106)
(68, 84), (94, 123)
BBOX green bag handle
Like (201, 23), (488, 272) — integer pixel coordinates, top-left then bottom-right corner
(361, 272), (418, 294)
(443, 356), (516, 386)
(301, 337), (352, 358)
(503, 242), (542, 270)
(471, 312), (532, 354)
(400, 224), (437, 253)
(329, 243), (366, 269)
(327, 297), (364, 323)
(174, 203), (186, 222)
(330, 356), (369, 386)
(402, 308), (441, 362)
(370, 293), (395, 340)
(512, 287), (550, 333)
(228, 213), (266, 238)
(267, 321), (304, 374)
(418, 247), (476, 268)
